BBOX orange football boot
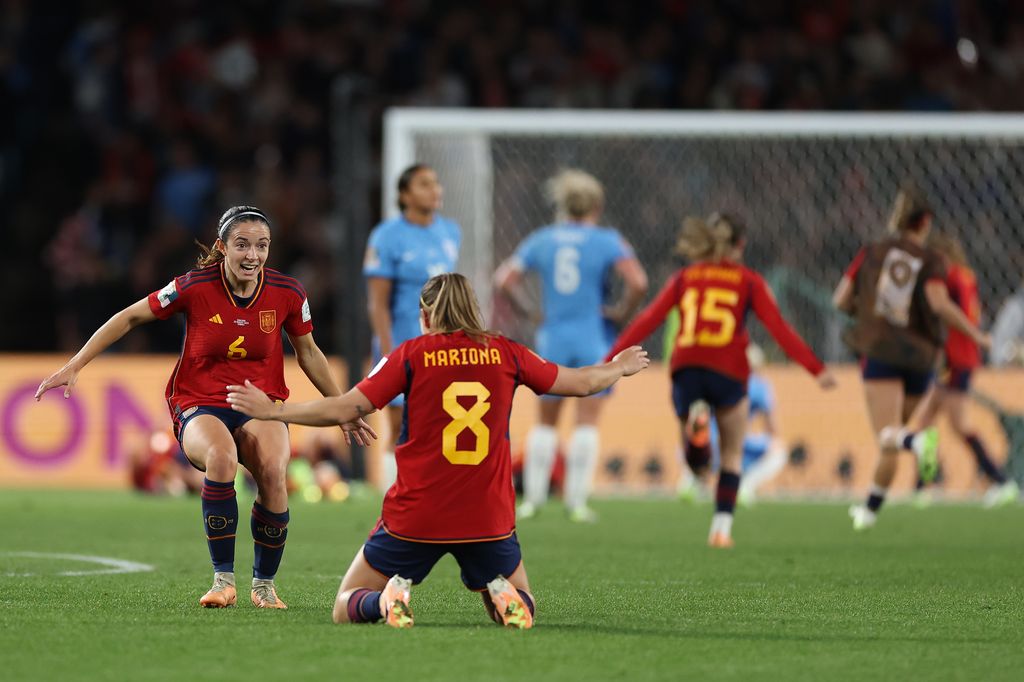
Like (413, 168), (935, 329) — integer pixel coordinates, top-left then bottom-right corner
(200, 573), (237, 608)
(486, 576), (534, 629)
(251, 579), (288, 609)
(380, 575), (414, 628)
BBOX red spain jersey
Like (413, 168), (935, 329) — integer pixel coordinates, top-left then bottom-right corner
(607, 260), (823, 382)
(147, 263), (313, 421)
(945, 263), (981, 369)
(356, 331), (558, 542)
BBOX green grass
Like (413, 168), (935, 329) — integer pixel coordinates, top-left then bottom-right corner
(1, 491), (1022, 681)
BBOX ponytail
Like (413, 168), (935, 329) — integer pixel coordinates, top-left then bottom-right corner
(887, 185), (932, 234)
(676, 212), (746, 261)
(419, 273), (494, 343)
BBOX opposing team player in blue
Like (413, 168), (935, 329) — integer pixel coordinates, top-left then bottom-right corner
(495, 169), (648, 522)
(364, 164), (461, 489)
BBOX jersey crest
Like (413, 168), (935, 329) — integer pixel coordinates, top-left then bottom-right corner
(259, 310), (277, 334)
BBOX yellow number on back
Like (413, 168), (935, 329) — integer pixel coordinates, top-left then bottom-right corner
(441, 381), (491, 465)
(227, 336), (248, 359)
(677, 287), (740, 348)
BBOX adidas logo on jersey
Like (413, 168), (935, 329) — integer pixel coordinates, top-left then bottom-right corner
(209, 314), (223, 324)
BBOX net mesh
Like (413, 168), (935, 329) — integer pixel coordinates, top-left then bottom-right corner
(409, 128), (1024, 361)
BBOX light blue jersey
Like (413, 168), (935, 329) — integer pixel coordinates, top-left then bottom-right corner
(512, 223), (630, 367)
(364, 215), (461, 346)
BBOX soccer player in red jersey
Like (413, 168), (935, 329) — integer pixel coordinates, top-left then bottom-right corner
(226, 273), (650, 628)
(833, 188), (991, 530)
(36, 206), (373, 609)
(910, 233), (1018, 506)
(605, 213), (835, 548)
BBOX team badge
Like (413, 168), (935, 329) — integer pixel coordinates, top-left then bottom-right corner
(157, 280), (179, 309)
(259, 310), (277, 333)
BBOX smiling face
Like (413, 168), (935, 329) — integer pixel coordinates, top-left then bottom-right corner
(217, 220), (271, 287)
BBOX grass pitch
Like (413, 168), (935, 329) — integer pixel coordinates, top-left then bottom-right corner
(1, 490), (1021, 681)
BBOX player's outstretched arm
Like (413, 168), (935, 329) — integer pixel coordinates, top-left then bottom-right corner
(548, 346), (650, 397)
(924, 280), (992, 349)
(35, 298), (157, 400)
(227, 380), (379, 437)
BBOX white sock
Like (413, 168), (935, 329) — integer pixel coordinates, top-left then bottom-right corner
(740, 439), (787, 496)
(564, 426), (600, 511)
(523, 425), (559, 507)
(380, 451), (397, 493)
(710, 512), (733, 537)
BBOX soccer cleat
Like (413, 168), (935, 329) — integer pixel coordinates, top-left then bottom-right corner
(849, 504), (877, 531)
(685, 400), (712, 448)
(486, 576), (533, 630)
(911, 427), (939, 484)
(567, 506), (598, 523)
(380, 575), (414, 628)
(199, 572), (237, 608)
(983, 480), (1020, 509)
(251, 579), (288, 609)
(707, 531), (734, 549)
(516, 501), (538, 520)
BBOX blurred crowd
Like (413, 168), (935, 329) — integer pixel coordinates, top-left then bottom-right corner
(3, 0), (1024, 351)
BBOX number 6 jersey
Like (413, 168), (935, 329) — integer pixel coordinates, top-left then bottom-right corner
(147, 263), (314, 422)
(607, 260), (824, 382)
(356, 331), (558, 543)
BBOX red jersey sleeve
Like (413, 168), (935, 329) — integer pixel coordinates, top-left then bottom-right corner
(844, 248), (866, 280)
(283, 285), (314, 337)
(749, 273), (825, 377)
(511, 340), (559, 394)
(605, 271), (681, 361)
(356, 345), (409, 409)
(147, 274), (190, 320)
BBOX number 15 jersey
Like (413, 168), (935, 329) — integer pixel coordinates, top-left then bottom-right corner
(356, 331), (558, 543)
(147, 262), (313, 421)
(608, 260), (823, 382)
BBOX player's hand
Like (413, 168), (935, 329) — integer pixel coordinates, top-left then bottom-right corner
(225, 380), (275, 419)
(340, 418), (378, 447)
(612, 346), (650, 376)
(35, 364), (81, 400)
(817, 369), (838, 391)
(974, 330), (993, 351)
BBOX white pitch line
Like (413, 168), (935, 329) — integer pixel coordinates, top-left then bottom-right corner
(1, 552), (155, 577)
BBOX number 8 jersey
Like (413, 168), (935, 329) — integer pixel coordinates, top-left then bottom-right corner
(608, 261), (824, 382)
(356, 331), (558, 542)
(147, 263), (314, 422)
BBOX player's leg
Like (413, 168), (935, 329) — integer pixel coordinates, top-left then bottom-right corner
(519, 398), (563, 518)
(709, 398), (748, 548)
(455, 535), (534, 629)
(852, 378), (904, 529)
(180, 413), (241, 607)
(334, 526), (443, 627)
(564, 395), (604, 522)
(672, 370), (713, 478)
(236, 418), (291, 609)
(738, 434), (786, 504)
(379, 403), (404, 492)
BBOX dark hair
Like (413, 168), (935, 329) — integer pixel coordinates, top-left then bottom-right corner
(396, 163), (432, 211)
(195, 205), (272, 268)
(676, 212), (747, 261)
(887, 185), (932, 234)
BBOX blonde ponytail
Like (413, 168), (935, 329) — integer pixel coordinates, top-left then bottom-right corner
(419, 273), (494, 343)
(546, 169), (605, 221)
(886, 185), (932, 234)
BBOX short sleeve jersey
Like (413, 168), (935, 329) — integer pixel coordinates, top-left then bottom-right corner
(512, 224), (630, 334)
(363, 215), (461, 346)
(356, 331), (558, 542)
(944, 263), (981, 369)
(147, 263), (313, 420)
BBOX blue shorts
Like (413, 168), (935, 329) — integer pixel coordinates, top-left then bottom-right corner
(174, 406), (254, 471)
(671, 367), (747, 418)
(939, 367), (972, 393)
(861, 358), (934, 396)
(742, 433), (772, 471)
(537, 325), (612, 400)
(363, 523), (523, 591)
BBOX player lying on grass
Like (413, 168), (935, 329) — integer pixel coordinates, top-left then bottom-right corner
(227, 272), (650, 628)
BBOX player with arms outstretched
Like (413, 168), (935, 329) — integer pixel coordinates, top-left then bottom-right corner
(834, 188), (991, 530)
(36, 206), (372, 608)
(607, 213), (835, 548)
(227, 273), (650, 628)
(495, 169), (648, 522)
(364, 164), (461, 491)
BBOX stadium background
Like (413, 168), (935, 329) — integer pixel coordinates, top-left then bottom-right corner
(2, 0), (1023, 496)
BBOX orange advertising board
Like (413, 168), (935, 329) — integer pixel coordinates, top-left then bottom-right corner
(1, 356), (1020, 496)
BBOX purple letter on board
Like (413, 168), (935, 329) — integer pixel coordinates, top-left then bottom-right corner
(2, 383), (85, 467)
(104, 383), (156, 468)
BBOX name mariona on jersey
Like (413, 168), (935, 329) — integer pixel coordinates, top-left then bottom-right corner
(423, 347), (503, 368)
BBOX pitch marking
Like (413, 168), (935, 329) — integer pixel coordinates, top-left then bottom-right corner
(1, 552), (155, 577)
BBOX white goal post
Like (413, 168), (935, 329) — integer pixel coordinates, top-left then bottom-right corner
(383, 109), (1024, 362)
